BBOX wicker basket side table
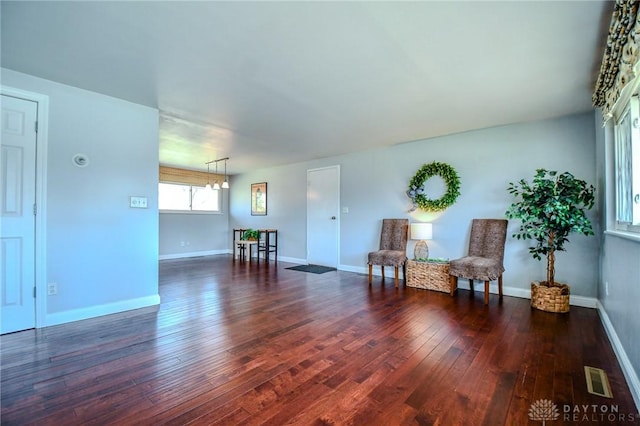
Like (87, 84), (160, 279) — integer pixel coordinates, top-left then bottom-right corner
(406, 260), (451, 293)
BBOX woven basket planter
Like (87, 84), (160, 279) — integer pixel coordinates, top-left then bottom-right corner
(406, 260), (451, 293)
(531, 281), (570, 313)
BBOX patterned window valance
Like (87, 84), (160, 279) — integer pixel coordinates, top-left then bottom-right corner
(593, 0), (640, 119)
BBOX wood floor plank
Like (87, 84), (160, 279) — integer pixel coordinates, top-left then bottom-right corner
(1, 255), (638, 425)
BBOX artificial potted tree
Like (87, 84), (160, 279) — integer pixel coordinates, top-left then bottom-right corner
(506, 169), (595, 313)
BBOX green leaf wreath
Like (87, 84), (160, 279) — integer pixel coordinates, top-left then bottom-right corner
(407, 161), (461, 212)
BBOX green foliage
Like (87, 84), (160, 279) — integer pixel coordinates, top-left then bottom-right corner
(240, 228), (260, 240)
(407, 161), (461, 212)
(414, 257), (449, 263)
(505, 169), (595, 285)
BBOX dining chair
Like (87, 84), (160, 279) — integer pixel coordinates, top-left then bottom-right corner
(449, 219), (508, 305)
(367, 218), (409, 288)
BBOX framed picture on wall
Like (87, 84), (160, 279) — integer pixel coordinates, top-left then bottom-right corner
(251, 182), (267, 216)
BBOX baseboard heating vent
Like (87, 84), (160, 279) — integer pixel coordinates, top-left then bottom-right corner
(584, 366), (613, 398)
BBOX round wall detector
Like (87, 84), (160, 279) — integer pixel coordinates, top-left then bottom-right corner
(72, 153), (90, 168)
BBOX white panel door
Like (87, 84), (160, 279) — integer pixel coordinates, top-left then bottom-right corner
(307, 166), (340, 267)
(1, 95), (37, 334)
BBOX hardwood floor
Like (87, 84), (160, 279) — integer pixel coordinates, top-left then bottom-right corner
(1, 255), (638, 425)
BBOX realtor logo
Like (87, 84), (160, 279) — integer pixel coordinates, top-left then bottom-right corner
(529, 399), (640, 423)
(529, 399), (560, 425)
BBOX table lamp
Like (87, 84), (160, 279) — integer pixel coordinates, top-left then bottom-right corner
(410, 222), (433, 259)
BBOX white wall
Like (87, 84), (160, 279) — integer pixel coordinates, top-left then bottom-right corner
(159, 188), (230, 259)
(2, 68), (160, 325)
(594, 109), (640, 406)
(230, 165), (309, 263)
(231, 112), (599, 299)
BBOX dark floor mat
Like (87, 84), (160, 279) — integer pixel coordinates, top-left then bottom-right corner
(285, 264), (337, 274)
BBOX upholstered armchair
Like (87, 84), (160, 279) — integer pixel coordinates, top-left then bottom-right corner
(368, 219), (409, 288)
(449, 219), (508, 305)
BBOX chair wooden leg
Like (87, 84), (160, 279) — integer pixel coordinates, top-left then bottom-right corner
(394, 267), (399, 288)
(469, 279), (474, 291)
(381, 266), (385, 280)
(368, 264), (373, 285)
(449, 275), (458, 296)
(484, 280), (490, 305)
(498, 275), (503, 299)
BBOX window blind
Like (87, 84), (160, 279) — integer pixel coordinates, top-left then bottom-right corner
(159, 166), (223, 186)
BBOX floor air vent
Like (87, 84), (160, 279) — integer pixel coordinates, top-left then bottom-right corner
(584, 366), (613, 398)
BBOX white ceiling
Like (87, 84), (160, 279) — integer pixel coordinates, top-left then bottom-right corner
(1, 1), (612, 175)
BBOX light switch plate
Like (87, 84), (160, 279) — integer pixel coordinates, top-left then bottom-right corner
(130, 196), (148, 208)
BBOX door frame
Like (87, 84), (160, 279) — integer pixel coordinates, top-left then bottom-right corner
(306, 165), (340, 267)
(1, 86), (49, 329)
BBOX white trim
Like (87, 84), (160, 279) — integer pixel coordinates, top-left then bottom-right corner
(338, 264), (368, 274)
(281, 256), (310, 265)
(605, 229), (640, 243)
(1, 86), (49, 329)
(342, 264), (598, 307)
(159, 210), (224, 215)
(609, 59), (640, 121)
(45, 295), (161, 327)
(565, 294), (598, 309)
(158, 251), (307, 264)
(597, 300), (640, 410)
(159, 249), (228, 260)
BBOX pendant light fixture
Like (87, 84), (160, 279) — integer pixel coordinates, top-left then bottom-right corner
(222, 158), (230, 189)
(205, 157), (230, 190)
(205, 163), (212, 191)
(213, 160), (221, 190)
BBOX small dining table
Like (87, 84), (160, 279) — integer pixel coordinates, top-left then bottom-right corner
(232, 228), (278, 263)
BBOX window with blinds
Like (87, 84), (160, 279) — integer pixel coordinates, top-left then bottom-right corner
(159, 166), (222, 213)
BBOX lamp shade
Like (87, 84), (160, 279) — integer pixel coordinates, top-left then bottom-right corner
(410, 223), (433, 240)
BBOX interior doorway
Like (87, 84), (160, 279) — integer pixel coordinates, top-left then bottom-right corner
(1, 88), (48, 333)
(306, 166), (340, 267)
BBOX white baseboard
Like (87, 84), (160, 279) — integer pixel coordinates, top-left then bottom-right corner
(338, 264), (597, 308)
(565, 294), (598, 308)
(159, 249), (228, 260)
(596, 301), (640, 411)
(45, 294), (161, 327)
(160, 250), (307, 265)
(337, 264), (366, 274)
(278, 256), (307, 264)
(232, 252), (305, 264)
(459, 282), (597, 307)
